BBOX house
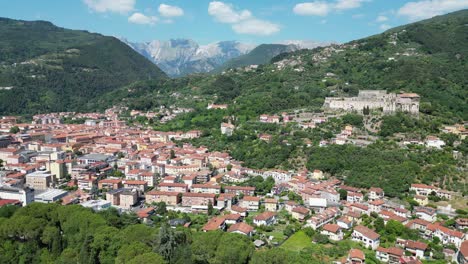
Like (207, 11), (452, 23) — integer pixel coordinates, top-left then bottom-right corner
(253, 212), (277, 226)
(228, 222), (254, 237)
(413, 195), (428, 206)
(321, 224), (343, 241)
(292, 206), (310, 221)
(145, 191), (180, 206)
(346, 249), (365, 264)
(352, 225), (380, 250)
(306, 207), (340, 230)
(191, 184), (221, 194)
(410, 183), (437, 196)
(425, 136), (445, 149)
(368, 187), (384, 201)
(223, 213), (242, 225)
(98, 179), (123, 190)
(455, 218), (468, 231)
(284, 200), (298, 213)
(350, 203), (369, 216)
(239, 196), (261, 211)
(231, 205), (248, 217)
(400, 240), (428, 259)
(264, 198), (278, 211)
(337, 216), (354, 230)
(123, 180), (148, 192)
(224, 186), (255, 196)
(457, 240), (468, 264)
(158, 182), (188, 193)
(347, 191), (364, 203)
(181, 193), (216, 207)
(369, 200), (385, 213)
(202, 217), (226, 232)
(427, 223), (465, 247)
(414, 206), (436, 222)
(376, 247), (404, 264)
(220, 122), (235, 136)
(216, 193), (235, 209)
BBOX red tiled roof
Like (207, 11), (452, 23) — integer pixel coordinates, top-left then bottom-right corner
(323, 224), (340, 233)
(0, 199), (21, 206)
(405, 240), (428, 251)
(231, 205), (247, 213)
(228, 222), (254, 234)
(354, 225), (380, 240)
(254, 211), (277, 221)
(348, 249), (365, 260)
(146, 190), (179, 196)
(203, 217), (225, 231)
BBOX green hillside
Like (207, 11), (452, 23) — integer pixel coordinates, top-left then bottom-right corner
(214, 44), (298, 72)
(113, 10), (467, 122)
(0, 18), (166, 114)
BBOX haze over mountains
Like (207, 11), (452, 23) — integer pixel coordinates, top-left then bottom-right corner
(121, 38), (330, 76)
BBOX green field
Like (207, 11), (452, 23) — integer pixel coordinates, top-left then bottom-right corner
(280, 231), (311, 252)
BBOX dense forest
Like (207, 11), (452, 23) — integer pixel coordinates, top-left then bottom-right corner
(0, 18), (166, 114)
(0, 203), (355, 264)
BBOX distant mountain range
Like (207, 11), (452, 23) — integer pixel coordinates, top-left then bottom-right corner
(121, 38), (330, 76)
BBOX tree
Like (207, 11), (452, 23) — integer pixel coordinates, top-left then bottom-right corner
(339, 189), (347, 201)
(155, 225), (179, 262)
(128, 253), (166, 264)
(9, 126), (20, 134)
(170, 150), (176, 159)
(207, 200), (214, 216)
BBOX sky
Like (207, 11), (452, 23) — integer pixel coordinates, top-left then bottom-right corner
(1, 0), (467, 44)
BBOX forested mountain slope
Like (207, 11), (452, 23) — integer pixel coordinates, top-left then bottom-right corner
(0, 18), (166, 114)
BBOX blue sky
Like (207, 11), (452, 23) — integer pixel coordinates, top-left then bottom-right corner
(1, 0), (467, 44)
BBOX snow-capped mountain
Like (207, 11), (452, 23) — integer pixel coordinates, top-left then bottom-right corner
(120, 38), (331, 76)
(120, 38), (256, 76)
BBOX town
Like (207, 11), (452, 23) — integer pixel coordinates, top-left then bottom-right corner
(0, 94), (466, 264)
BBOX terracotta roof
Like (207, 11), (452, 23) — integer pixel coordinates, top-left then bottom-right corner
(223, 213), (242, 221)
(264, 198), (277, 203)
(353, 225), (380, 240)
(348, 249), (365, 260)
(242, 196), (260, 202)
(202, 217), (225, 231)
(292, 206), (310, 215)
(231, 205), (247, 213)
(228, 222), (254, 234)
(405, 240), (428, 250)
(254, 211), (277, 221)
(0, 199), (21, 206)
(460, 240), (468, 260)
(182, 192), (215, 198)
(146, 190), (179, 196)
(323, 224), (340, 233)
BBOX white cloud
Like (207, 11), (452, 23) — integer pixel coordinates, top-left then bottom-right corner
(83, 0), (135, 13)
(293, 2), (330, 16)
(232, 19), (280, 35)
(158, 4), (184, 17)
(208, 1), (280, 36)
(397, 0), (468, 21)
(380, 24), (391, 30)
(334, 0), (367, 11)
(208, 1), (252, 23)
(293, 0), (368, 16)
(376, 15), (388, 22)
(128, 12), (158, 25)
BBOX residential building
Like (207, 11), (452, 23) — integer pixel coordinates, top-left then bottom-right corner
(253, 212), (277, 226)
(321, 224), (343, 241)
(145, 191), (180, 205)
(352, 225), (380, 250)
(228, 222), (254, 237)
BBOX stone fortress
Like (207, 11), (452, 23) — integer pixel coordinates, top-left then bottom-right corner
(323, 90), (420, 114)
